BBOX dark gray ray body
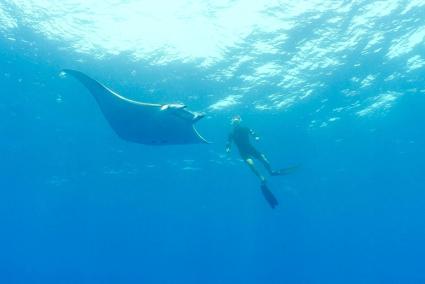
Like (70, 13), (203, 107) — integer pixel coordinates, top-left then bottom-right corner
(63, 69), (208, 145)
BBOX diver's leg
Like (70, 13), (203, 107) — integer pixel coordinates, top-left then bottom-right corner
(257, 153), (275, 175)
(244, 158), (266, 183)
(245, 157), (278, 208)
(258, 153), (299, 176)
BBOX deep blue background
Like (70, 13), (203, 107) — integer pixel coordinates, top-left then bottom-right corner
(1, 24), (425, 284)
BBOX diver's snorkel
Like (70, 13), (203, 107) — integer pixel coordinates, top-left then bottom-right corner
(231, 115), (242, 126)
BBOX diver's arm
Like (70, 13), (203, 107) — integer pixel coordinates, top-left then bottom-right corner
(226, 134), (233, 153)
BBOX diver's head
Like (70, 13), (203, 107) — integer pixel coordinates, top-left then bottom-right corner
(231, 115), (242, 126)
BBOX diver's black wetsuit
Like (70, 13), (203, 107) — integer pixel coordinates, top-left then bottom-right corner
(228, 125), (262, 160)
(227, 123), (282, 209)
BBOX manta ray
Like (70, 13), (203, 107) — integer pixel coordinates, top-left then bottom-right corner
(63, 69), (209, 145)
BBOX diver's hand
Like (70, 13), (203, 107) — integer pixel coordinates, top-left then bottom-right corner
(226, 147), (231, 154)
(254, 136), (260, 141)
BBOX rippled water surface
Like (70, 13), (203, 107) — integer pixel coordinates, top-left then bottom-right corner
(1, 1), (424, 283)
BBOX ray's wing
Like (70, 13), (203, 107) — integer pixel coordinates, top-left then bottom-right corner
(63, 69), (208, 145)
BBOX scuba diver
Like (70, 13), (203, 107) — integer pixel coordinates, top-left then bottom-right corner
(226, 115), (293, 208)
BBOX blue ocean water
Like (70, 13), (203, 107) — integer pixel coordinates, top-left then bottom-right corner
(1, 1), (424, 283)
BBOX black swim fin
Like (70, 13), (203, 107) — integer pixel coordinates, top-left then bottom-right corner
(261, 183), (279, 209)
